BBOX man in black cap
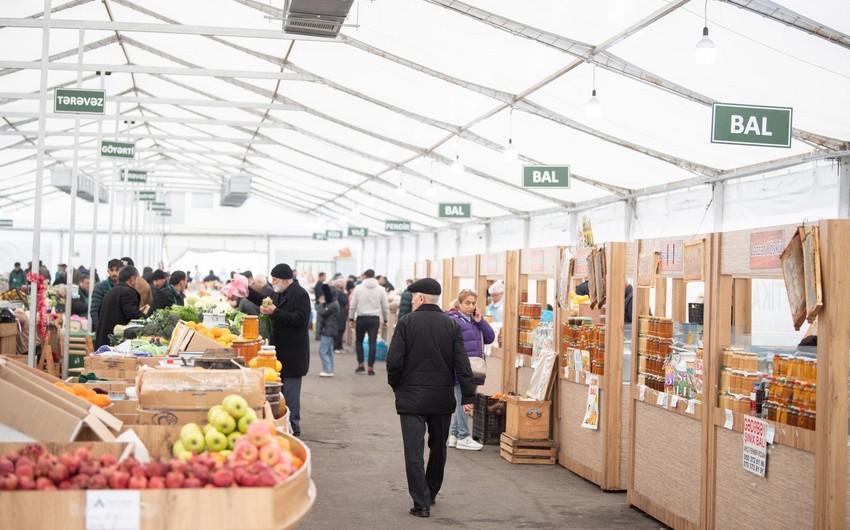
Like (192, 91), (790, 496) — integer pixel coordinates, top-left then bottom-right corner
(246, 263), (311, 436)
(150, 269), (168, 291)
(90, 259), (123, 332)
(150, 271), (186, 313)
(386, 278), (476, 518)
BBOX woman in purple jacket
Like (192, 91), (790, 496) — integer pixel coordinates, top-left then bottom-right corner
(445, 289), (495, 451)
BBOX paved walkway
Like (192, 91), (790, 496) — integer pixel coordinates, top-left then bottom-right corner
(297, 342), (663, 530)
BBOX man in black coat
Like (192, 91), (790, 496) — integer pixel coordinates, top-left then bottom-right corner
(94, 266), (147, 348)
(246, 263), (311, 436)
(386, 278), (476, 518)
(150, 270), (187, 314)
(332, 279), (348, 352)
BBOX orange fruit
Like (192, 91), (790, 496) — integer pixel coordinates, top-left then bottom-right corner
(53, 381), (65, 388)
(91, 394), (111, 408)
(86, 389), (97, 399)
(290, 456), (303, 470)
(72, 384), (87, 397)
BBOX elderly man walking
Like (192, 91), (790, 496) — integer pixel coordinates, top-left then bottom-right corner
(386, 278), (476, 518)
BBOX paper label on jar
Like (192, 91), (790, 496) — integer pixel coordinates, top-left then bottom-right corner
(724, 409), (734, 429)
(639, 385), (647, 402)
(686, 400), (696, 415)
(670, 395), (680, 409)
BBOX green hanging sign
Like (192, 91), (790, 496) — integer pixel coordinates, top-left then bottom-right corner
(438, 203), (471, 218)
(54, 88), (105, 114)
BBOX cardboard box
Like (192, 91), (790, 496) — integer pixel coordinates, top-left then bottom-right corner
(0, 431), (314, 530)
(135, 405), (264, 426)
(165, 321), (223, 356)
(136, 367), (265, 411)
(84, 354), (162, 379)
(64, 377), (136, 395)
(504, 394), (551, 440)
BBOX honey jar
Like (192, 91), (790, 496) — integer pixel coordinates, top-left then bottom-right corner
(256, 348), (278, 371)
(242, 315), (259, 340)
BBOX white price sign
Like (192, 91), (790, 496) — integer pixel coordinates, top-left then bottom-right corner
(742, 416), (768, 477)
(86, 490), (141, 530)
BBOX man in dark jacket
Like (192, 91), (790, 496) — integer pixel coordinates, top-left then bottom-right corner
(150, 270), (186, 314)
(95, 266), (146, 348)
(332, 279), (348, 352)
(386, 278), (476, 518)
(316, 284), (339, 377)
(246, 263), (311, 436)
(397, 289), (413, 320)
(90, 259), (123, 332)
(70, 274), (91, 317)
(313, 272), (326, 340)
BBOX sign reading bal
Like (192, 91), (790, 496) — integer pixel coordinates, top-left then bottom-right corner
(711, 103), (792, 148)
(522, 166), (570, 188)
(439, 203), (471, 218)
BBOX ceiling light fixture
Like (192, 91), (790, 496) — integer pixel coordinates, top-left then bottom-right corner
(695, 0), (716, 65)
(585, 66), (603, 119)
(426, 180), (437, 198)
(395, 175), (407, 197)
(503, 107), (518, 162)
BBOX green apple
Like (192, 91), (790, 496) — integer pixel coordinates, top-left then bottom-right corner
(227, 431), (242, 450)
(180, 423), (202, 439)
(205, 429), (229, 452)
(237, 408), (258, 434)
(207, 405), (224, 423)
(181, 428), (206, 454)
(219, 449), (232, 458)
(203, 423), (216, 435)
(224, 395), (249, 419)
(172, 439), (186, 457)
(213, 410), (237, 435)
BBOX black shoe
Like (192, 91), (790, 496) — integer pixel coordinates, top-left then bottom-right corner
(367, 368), (375, 376)
(430, 497), (436, 505)
(355, 365), (365, 373)
(409, 507), (430, 518)
(292, 431), (301, 437)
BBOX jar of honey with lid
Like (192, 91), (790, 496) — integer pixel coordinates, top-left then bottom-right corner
(256, 347), (278, 371)
(242, 315), (259, 340)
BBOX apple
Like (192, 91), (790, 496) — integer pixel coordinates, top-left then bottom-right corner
(213, 411), (237, 435)
(108, 470), (130, 489)
(237, 408), (258, 434)
(207, 405), (225, 424)
(256, 470), (278, 488)
(203, 423), (216, 435)
(146, 460), (167, 478)
(78, 460), (99, 476)
(245, 422), (273, 447)
(47, 463), (69, 485)
(258, 443), (280, 466)
(74, 447), (92, 462)
(148, 476), (165, 489)
(212, 468), (234, 487)
(165, 471), (185, 489)
(99, 453), (117, 468)
(227, 432), (242, 450)
(128, 475), (148, 489)
(205, 429), (229, 453)
(181, 429), (206, 454)
(72, 474), (90, 489)
(223, 395), (249, 419)
(236, 472), (258, 487)
(232, 441), (259, 463)
(273, 462), (292, 479)
(59, 452), (80, 475)
(3, 474), (20, 491)
(36, 477), (56, 490)
(0, 456), (16, 475)
(219, 449), (232, 458)
(88, 474), (107, 490)
(172, 440), (186, 457)
(180, 423), (203, 439)
(183, 477), (202, 488)
(18, 476), (36, 490)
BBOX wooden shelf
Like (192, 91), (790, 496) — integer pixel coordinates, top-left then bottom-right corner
(711, 407), (814, 453)
(630, 385), (702, 421)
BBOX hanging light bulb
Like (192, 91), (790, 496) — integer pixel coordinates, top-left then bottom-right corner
(503, 107), (518, 161)
(585, 66), (602, 119)
(451, 155), (464, 175)
(426, 180), (437, 198)
(695, 0), (716, 65)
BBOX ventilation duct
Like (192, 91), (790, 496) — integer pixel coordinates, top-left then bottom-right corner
(50, 168), (108, 204)
(283, 0), (354, 38)
(221, 176), (251, 207)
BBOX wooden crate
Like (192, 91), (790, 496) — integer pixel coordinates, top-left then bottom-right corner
(504, 394), (551, 440)
(499, 433), (556, 465)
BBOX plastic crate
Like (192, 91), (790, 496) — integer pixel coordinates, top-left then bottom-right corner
(688, 303), (704, 324)
(472, 393), (505, 445)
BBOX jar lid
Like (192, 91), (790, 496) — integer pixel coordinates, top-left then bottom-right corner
(243, 315), (258, 320)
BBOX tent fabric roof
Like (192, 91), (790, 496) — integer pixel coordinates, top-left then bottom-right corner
(0, 0), (848, 236)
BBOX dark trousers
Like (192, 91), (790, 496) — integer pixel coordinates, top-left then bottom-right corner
(400, 413), (451, 509)
(355, 315), (380, 366)
(334, 317), (344, 350)
(282, 376), (302, 433)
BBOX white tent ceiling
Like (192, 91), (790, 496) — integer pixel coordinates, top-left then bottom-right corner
(0, 0), (848, 237)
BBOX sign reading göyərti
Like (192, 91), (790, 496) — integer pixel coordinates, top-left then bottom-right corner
(101, 140), (135, 159)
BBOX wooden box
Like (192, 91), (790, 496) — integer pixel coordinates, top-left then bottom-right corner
(499, 433), (556, 464)
(504, 394), (551, 440)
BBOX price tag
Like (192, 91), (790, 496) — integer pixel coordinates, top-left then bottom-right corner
(670, 395), (680, 409)
(656, 392), (667, 408)
(765, 424), (775, 444)
(639, 385), (647, 402)
(685, 399), (695, 415)
(86, 490), (141, 530)
(575, 370), (581, 384)
(564, 366), (570, 380)
(531, 356), (540, 369)
(724, 409), (734, 429)
(515, 356), (523, 368)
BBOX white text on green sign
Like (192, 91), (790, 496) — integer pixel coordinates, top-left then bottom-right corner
(313, 232), (327, 241)
(325, 230), (343, 239)
(136, 191), (156, 201)
(348, 227), (368, 237)
(385, 220), (411, 232)
(54, 88), (105, 115)
(439, 203), (471, 218)
(121, 169), (148, 183)
(0, 219), (12, 228)
(711, 103), (792, 148)
(522, 165), (570, 188)
(101, 140), (135, 159)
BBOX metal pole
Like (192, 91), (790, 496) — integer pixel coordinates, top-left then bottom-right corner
(107, 104), (119, 257)
(28, 0), (52, 368)
(120, 120), (130, 256)
(88, 70), (106, 328)
(62, 27), (85, 379)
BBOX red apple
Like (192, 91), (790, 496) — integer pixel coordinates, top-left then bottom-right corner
(236, 473), (258, 487)
(78, 460), (99, 476)
(36, 477), (56, 490)
(108, 470), (130, 489)
(168, 460), (187, 474)
(100, 464), (117, 478)
(165, 471), (185, 489)
(258, 443), (280, 466)
(3, 474), (19, 491)
(119, 457), (138, 472)
(128, 475), (148, 489)
(58, 480), (77, 490)
(88, 474), (107, 490)
(99, 453), (117, 468)
(148, 476), (166, 489)
(256, 470), (277, 488)
(211, 468), (234, 487)
(130, 465), (147, 478)
(74, 446), (92, 462)
(273, 462), (292, 479)
(18, 476), (36, 490)
(0, 456), (14, 475)
(146, 460), (167, 478)
(59, 452), (80, 475)
(5, 450), (20, 464)
(15, 463), (35, 479)
(47, 463), (69, 484)
(72, 474), (90, 489)
(183, 477), (202, 488)
(190, 463), (210, 483)
(22, 443), (45, 461)
(232, 441), (259, 463)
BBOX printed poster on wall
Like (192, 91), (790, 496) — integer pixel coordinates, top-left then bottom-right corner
(581, 374), (600, 430)
(742, 416), (768, 477)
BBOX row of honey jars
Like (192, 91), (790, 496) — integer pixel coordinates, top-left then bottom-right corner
(519, 316), (541, 330)
(519, 303), (542, 317)
(590, 360), (605, 375)
(720, 370), (761, 396)
(639, 316), (674, 338)
(640, 355), (666, 377)
(772, 355), (816, 384)
(639, 336), (672, 357)
(769, 378), (816, 409)
(721, 349), (758, 372)
(765, 403), (816, 430)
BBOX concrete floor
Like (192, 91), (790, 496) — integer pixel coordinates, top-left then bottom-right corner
(297, 342), (664, 530)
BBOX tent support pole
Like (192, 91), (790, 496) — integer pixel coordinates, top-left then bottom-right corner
(839, 157), (850, 219)
(88, 70), (106, 328)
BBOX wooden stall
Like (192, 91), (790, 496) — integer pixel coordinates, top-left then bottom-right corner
(426, 258), (452, 310)
(627, 234), (709, 530)
(703, 220), (850, 529)
(556, 242), (634, 491)
(476, 250), (515, 396)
